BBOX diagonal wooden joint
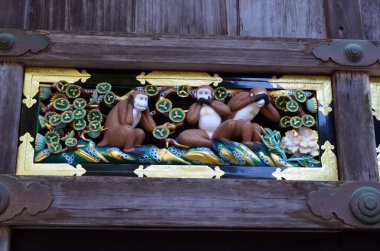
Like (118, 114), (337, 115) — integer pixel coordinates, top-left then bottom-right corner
(0, 29), (49, 56)
(0, 175), (53, 222)
(308, 182), (380, 228)
(312, 40), (380, 66)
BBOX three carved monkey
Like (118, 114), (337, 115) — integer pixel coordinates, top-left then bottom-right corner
(99, 86), (280, 152)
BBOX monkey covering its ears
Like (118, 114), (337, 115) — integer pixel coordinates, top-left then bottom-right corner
(98, 90), (156, 152)
(178, 85), (231, 148)
(226, 87), (281, 144)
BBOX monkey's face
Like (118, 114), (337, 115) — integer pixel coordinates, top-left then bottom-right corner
(134, 94), (149, 111)
(250, 91), (268, 108)
(195, 88), (213, 101)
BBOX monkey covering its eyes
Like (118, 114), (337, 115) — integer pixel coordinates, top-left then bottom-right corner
(98, 90), (156, 152)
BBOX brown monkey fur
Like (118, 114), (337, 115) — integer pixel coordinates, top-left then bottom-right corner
(98, 90), (156, 152)
(223, 86), (281, 143)
(178, 85), (232, 148)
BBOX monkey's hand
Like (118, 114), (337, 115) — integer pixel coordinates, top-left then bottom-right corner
(127, 94), (134, 106)
(198, 98), (212, 106)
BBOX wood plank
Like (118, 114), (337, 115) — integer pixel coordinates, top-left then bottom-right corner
(361, 0), (380, 40)
(1, 31), (380, 75)
(0, 0), (28, 29)
(325, 0), (365, 39)
(238, 0), (326, 38)
(333, 71), (379, 181)
(29, 0), (134, 32)
(225, 0), (238, 36)
(134, 0), (228, 35)
(5, 175), (349, 229)
(0, 227), (10, 251)
(0, 63), (24, 175)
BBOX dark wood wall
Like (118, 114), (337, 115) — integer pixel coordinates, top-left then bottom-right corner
(1, 0), (379, 39)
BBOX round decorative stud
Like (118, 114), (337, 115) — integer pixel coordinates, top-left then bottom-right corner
(350, 187), (380, 225)
(61, 111), (74, 123)
(48, 142), (63, 153)
(49, 114), (62, 127)
(73, 109), (86, 119)
(55, 81), (70, 92)
(152, 126), (170, 139)
(279, 116), (291, 128)
(104, 91), (117, 106)
(45, 130), (60, 145)
(214, 87), (228, 101)
(73, 119), (86, 131)
(0, 182), (10, 214)
(344, 43), (363, 63)
(169, 108), (186, 123)
(286, 100), (299, 113)
(145, 85), (159, 96)
(302, 115), (315, 127)
(275, 96), (291, 111)
(0, 33), (15, 52)
(294, 90), (306, 103)
(87, 109), (103, 123)
(53, 97), (70, 111)
(66, 85), (81, 98)
(65, 138), (78, 147)
(96, 82), (112, 94)
(156, 98), (172, 113)
(177, 85), (191, 98)
(73, 98), (87, 109)
(290, 116), (302, 128)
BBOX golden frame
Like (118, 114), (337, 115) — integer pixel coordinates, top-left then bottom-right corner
(16, 68), (338, 181)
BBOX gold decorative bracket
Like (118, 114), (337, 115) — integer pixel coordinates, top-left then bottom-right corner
(134, 165), (224, 179)
(136, 71), (223, 87)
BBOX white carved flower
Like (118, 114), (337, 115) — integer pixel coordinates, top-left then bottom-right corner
(281, 128), (319, 157)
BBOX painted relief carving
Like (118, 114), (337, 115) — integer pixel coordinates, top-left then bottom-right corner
(16, 68), (337, 180)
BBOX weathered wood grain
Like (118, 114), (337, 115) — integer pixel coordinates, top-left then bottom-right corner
(0, 63), (23, 175)
(225, 0), (238, 36)
(1, 31), (380, 75)
(325, 0), (365, 39)
(361, 0), (380, 40)
(134, 0), (228, 35)
(29, 0), (134, 32)
(238, 0), (326, 38)
(0, 227), (10, 251)
(333, 72), (379, 181)
(5, 175), (348, 229)
(0, 0), (28, 29)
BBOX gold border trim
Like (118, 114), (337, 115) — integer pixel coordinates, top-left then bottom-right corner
(17, 67), (91, 176)
(16, 132), (86, 176)
(136, 71), (223, 87)
(269, 76), (337, 181)
(269, 75), (332, 116)
(23, 67), (91, 108)
(134, 165), (224, 179)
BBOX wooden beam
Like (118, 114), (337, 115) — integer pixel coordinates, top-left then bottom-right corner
(333, 71), (379, 181)
(1, 31), (380, 75)
(0, 63), (24, 175)
(3, 175), (350, 229)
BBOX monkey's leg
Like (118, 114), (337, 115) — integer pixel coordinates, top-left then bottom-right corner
(251, 123), (262, 142)
(122, 125), (136, 152)
(178, 129), (212, 148)
(234, 120), (253, 144)
(212, 119), (236, 140)
(134, 128), (145, 146)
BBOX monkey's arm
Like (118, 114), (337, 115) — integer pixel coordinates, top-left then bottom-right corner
(260, 104), (281, 123)
(140, 109), (157, 132)
(227, 92), (253, 112)
(211, 101), (231, 117)
(186, 103), (201, 124)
